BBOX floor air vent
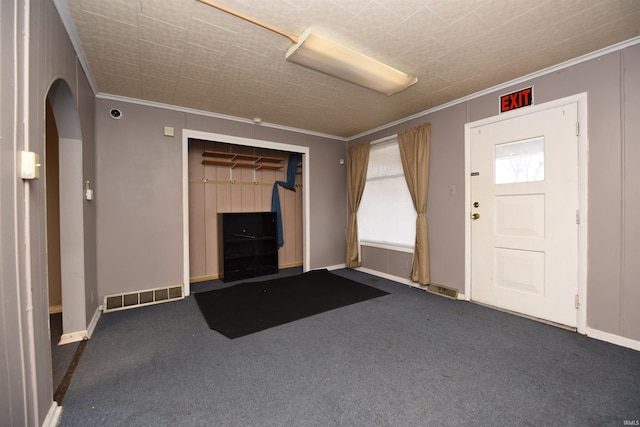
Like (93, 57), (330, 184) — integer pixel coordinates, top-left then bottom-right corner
(103, 285), (184, 313)
(427, 284), (458, 300)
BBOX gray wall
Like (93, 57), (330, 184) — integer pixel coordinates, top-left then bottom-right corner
(95, 99), (347, 298)
(1, 0), (98, 425)
(350, 44), (640, 343)
(1, 2), (26, 425)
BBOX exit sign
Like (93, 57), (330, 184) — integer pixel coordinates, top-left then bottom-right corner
(500, 86), (533, 113)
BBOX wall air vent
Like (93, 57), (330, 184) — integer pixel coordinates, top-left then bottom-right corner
(427, 283), (458, 300)
(103, 285), (184, 313)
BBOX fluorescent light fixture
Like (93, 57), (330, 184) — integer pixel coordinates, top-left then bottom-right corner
(286, 29), (417, 96)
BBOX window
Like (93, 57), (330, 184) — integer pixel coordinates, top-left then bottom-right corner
(495, 137), (544, 184)
(358, 139), (416, 249)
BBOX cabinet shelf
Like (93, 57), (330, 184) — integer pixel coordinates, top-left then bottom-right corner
(218, 212), (278, 282)
(202, 150), (283, 170)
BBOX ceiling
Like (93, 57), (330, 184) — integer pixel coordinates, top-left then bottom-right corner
(58, 0), (640, 138)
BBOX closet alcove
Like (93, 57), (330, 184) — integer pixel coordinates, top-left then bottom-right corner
(188, 138), (303, 282)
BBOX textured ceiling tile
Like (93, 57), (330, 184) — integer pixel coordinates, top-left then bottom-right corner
(294, 0), (357, 41)
(140, 58), (180, 81)
(91, 40), (140, 67)
(139, 40), (183, 69)
(71, 19), (92, 47)
(399, 37), (449, 76)
(595, 10), (640, 44)
(220, 46), (270, 76)
(82, 11), (139, 47)
(138, 0), (194, 28)
(549, 11), (640, 57)
(182, 43), (226, 69)
(142, 75), (177, 93)
(434, 12), (490, 50)
(426, 0), (488, 24)
(437, 42), (490, 70)
(245, 1), (305, 39)
(77, 0), (138, 25)
(172, 90), (211, 111)
(440, 65), (471, 84)
(389, 6), (449, 41)
(191, 1), (242, 31)
(99, 58), (140, 79)
(511, 26), (566, 58)
(187, 17), (236, 53)
(138, 14), (189, 50)
(144, 89), (176, 104)
(420, 59), (450, 78)
(66, 0), (87, 23)
(474, 0), (542, 28)
(328, 0), (368, 15)
(178, 63), (217, 82)
(555, 1), (639, 36)
(284, 0), (313, 9)
(102, 73), (142, 97)
(375, 0), (429, 20)
(344, 1), (403, 46)
(474, 7), (548, 54)
(82, 49), (105, 81)
(416, 76), (452, 93)
(532, 0), (604, 27)
(366, 33), (412, 66)
(231, 26), (286, 57)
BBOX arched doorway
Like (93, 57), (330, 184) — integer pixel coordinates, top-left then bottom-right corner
(45, 79), (87, 347)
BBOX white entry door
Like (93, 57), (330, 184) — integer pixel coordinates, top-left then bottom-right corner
(469, 102), (579, 327)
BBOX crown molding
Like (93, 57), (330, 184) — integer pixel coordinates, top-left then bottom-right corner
(96, 93), (348, 142)
(348, 35), (640, 142)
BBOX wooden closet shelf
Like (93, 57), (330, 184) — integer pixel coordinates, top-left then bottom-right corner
(201, 158), (283, 170)
(202, 150), (283, 163)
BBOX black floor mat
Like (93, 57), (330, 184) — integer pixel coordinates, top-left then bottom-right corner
(194, 269), (389, 338)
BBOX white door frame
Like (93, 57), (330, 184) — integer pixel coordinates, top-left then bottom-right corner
(464, 93), (589, 333)
(181, 129), (310, 296)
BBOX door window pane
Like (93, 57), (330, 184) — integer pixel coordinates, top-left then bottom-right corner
(495, 137), (544, 184)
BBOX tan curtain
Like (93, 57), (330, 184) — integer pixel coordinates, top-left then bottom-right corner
(398, 124), (431, 285)
(346, 142), (370, 268)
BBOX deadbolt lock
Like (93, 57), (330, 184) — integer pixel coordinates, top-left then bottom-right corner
(472, 213), (480, 220)
(473, 202), (479, 208)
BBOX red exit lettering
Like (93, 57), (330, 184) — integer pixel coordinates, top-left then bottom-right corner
(500, 87), (533, 113)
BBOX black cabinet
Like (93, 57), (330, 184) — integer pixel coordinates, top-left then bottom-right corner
(218, 212), (278, 282)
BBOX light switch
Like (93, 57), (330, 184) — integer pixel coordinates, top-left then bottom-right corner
(163, 126), (175, 137)
(85, 180), (94, 200)
(21, 151), (41, 180)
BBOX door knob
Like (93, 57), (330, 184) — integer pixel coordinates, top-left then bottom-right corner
(472, 213), (480, 220)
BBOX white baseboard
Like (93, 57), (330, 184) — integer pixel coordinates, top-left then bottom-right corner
(323, 263), (347, 271)
(58, 305), (102, 345)
(86, 305), (101, 338)
(42, 401), (62, 427)
(355, 267), (421, 288)
(585, 327), (640, 351)
(58, 330), (88, 345)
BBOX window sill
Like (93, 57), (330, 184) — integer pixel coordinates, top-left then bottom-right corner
(360, 241), (414, 254)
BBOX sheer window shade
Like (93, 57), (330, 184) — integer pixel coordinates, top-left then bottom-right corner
(358, 141), (416, 248)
